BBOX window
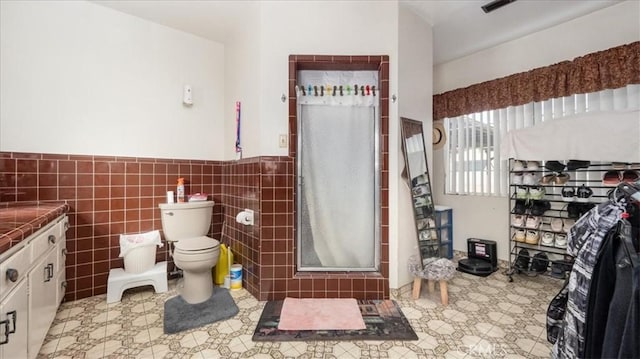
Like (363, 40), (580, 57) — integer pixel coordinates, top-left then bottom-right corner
(444, 85), (640, 196)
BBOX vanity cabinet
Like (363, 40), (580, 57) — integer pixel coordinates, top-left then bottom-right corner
(0, 214), (68, 359)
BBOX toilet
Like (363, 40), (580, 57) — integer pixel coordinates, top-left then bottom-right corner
(159, 201), (220, 304)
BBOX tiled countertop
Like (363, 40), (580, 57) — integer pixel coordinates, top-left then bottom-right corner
(0, 201), (70, 255)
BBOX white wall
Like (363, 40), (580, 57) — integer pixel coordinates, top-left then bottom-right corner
(0, 1), (225, 160)
(396, 6), (433, 287)
(431, 0), (640, 261)
(222, 3), (262, 160)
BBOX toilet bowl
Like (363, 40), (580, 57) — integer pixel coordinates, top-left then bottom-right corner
(159, 201), (220, 304)
(173, 236), (220, 303)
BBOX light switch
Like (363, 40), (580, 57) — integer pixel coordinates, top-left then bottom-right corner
(279, 134), (288, 148)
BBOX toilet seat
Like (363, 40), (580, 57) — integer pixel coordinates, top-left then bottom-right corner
(174, 236), (219, 252)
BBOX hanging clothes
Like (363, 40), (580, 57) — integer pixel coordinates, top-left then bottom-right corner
(618, 264), (640, 358)
(552, 200), (625, 359)
(582, 221), (635, 358)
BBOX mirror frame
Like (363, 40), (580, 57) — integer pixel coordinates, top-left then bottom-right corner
(400, 117), (441, 269)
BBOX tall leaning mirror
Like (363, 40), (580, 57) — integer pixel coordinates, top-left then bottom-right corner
(400, 117), (440, 268)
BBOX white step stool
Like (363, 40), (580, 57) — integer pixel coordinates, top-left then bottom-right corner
(107, 261), (168, 303)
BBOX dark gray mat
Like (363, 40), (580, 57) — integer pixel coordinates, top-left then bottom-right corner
(164, 286), (239, 334)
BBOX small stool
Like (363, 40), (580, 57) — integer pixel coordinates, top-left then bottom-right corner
(412, 278), (449, 305)
(408, 256), (455, 305)
(107, 261), (168, 303)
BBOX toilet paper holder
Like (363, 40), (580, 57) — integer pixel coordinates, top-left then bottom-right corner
(236, 209), (254, 226)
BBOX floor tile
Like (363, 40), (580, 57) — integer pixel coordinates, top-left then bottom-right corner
(39, 269), (563, 358)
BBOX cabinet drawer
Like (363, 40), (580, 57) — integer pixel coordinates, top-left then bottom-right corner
(29, 223), (59, 263)
(0, 247), (29, 302)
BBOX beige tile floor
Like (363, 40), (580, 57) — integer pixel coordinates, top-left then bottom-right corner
(38, 270), (561, 358)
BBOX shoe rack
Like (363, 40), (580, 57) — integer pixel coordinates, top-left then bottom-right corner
(506, 159), (640, 282)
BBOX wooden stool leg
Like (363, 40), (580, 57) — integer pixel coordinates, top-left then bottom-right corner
(412, 277), (422, 299)
(428, 279), (435, 293)
(439, 280), (448, 305)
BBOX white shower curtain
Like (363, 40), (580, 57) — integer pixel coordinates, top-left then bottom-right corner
(297, 70), (379, 269)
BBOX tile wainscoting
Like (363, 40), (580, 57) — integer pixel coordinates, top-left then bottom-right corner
(0, 152), (389, 302)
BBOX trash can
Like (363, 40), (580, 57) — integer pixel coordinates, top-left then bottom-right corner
(119, 230), (163, 274)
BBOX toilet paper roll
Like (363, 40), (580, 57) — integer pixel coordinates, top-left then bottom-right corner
(166, 191), (174, 204)
(236, 211), (251, 225)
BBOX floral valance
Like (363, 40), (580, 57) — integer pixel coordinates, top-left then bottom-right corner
(433, 41), (640, 120)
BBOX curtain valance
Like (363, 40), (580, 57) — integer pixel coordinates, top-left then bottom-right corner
(433, 41), (640, 120)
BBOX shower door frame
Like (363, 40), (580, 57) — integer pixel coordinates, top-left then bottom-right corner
(295, 72), (381, 272)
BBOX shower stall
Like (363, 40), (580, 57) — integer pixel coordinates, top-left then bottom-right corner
(296, 70), (380, 271)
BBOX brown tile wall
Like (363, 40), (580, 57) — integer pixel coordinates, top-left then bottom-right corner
(0, 152), (224, 301)
(257, 54), (390, 301)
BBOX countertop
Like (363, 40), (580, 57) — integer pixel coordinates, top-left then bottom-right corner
(0, 201), (70, 256)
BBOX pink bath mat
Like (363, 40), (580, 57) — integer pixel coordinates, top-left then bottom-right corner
(277, 298), (366, 331)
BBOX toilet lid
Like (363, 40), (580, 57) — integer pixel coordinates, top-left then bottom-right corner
(174, 236), (220, 251)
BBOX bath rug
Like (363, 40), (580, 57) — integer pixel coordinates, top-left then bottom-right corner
(252, 299), (418, 341)
(163, 286), (239, 334)
(278, 298), (366, 331)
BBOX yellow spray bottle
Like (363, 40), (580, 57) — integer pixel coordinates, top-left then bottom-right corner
(215, 244), (233, 285)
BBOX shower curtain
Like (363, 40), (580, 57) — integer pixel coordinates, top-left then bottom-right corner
(297, 70), (379, 270)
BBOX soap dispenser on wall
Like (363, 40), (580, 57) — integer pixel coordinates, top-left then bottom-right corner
(183, 85), (193, 106)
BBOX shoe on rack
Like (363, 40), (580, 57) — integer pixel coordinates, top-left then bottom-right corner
(550, 218), (563, 232)
(516, 186), (528, 199)
(525, 216), (540, 229)
(550, 262), (565, 278)
(514, 229), (526, 242)
(523, 173), (539, 186)
(531, 252), (549, 273)
(512, 172), (523, 185)
(514, 249), (531, 271)
(539, 174), (556, 184)
(513, 199), (527, 215)
(555, 233), (568, 248)
(561, 187), (576, 202)
(603, 170), (621, 186)
(541, 232), (555, 246)
(576, 185), (593, 203)
(526, 161), (540, 171)
(525, 230), (540, 245)
(511, 214), (524, 227)
(545, 161), (565, 172)
(622, 170), (640, 184)
(529, 186), (546, 200)
(513, 160), (525, 171)
(566, 160), (591, 170)
(567, 202), (581, 219)
(554, 173), (570, 185)
(562, 219), (575, 233)
(530, 200), (550, 216)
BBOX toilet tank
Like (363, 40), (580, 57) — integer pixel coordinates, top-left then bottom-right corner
(159, 201), (214, 241)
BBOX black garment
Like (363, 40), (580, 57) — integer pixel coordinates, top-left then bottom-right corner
(601, 222), (635, 359)
(618, 265), (640, 358)
(583, 228), (617, 358)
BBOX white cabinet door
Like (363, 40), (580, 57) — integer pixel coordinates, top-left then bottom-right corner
(0, 279), (28, 359)
(28, 249), (58, 359)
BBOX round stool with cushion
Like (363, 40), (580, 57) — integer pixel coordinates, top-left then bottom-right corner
(408, 255), (456, 305)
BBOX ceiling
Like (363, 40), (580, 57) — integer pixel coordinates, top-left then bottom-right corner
(93, 0), (622, 65)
